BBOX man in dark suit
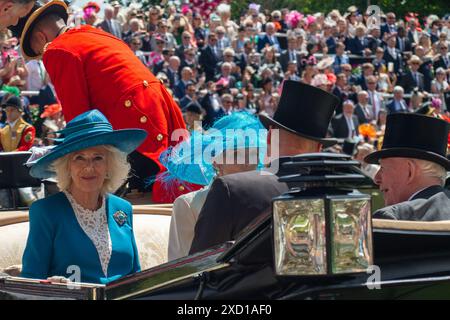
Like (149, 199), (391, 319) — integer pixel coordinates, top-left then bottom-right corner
(332, 72), (349, 115)
(331, 100), (360, 139)
(386, 86), (409, 114)
(380, 12), (397, 38)
(179, 82), (197, 109)
(173, 67), (194, 99)
(199, 33), (220, 82)
(175, 31), (193, 59)
(347, 25), (369, 56)
(366, 26), (383, 54)
(395, 26), (412, 53)
(354, 91), (371, 124)
(433, 43), (450, 72)
(189, 81), (339, 254)
(279, 36), (300, 73)
(257, 22), (281, 52)
(163, 55), (181, 90)
(97, 5), (122, 39)
(199, 82), (224, 128)
(365, 113), (450, 221)
(400, 55), (425, 93)
(383, 34), (403, 74)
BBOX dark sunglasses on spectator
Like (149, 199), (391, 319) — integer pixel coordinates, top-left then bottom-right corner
(156, 41), (164, 45)
(183, 36), (191, 39)
(440, 47), (448, 50)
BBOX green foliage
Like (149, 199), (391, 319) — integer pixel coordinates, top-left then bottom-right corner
(230, 0), (448, 21)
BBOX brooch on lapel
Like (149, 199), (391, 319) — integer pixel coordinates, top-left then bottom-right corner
(113, 210), (128, 226)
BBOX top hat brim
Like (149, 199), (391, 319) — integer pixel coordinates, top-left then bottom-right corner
(259, 114), (337, 147)
(30, 129), (147, 179)
(20, 0), (69, 61)
(365, 147), (450, 171)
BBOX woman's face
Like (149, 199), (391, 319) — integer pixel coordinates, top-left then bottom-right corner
(69, 146), (108, 194)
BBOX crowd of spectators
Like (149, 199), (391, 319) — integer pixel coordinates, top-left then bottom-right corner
(0, 0), (449, 158)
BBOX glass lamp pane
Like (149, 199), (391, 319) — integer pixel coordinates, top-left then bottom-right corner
(273, 199), (326, 275)
(330, 198), (373, 274)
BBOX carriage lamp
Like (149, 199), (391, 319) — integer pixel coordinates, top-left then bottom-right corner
(272, 153), (373, 276)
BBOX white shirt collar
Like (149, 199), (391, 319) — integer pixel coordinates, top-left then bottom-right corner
(7, 119), (18, 128)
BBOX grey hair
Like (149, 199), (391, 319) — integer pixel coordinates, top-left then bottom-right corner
(393, 86), (404, 93)
(51, 145), (131, 195)
(414, 159), (447, 186)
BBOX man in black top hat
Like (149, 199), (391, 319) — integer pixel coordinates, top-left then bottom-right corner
(189, 81), (339, 254)
(365, 113), (450, 221)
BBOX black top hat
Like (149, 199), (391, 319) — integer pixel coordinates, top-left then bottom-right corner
(342, 138), (358, 156)
(184, 101), (203, 115)
(20, 0), (69, 60)
(1, 95), (23, 112)
(259, 80), (339, 147)
(365, 113), (450, 170)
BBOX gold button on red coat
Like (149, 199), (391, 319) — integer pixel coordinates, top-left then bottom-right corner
(156, 133), (164, 141)
(124, 100), (132, 108)
(140, 116), (147, 123)
(143, 80), (149, 87)
(178, 185), (185, 192)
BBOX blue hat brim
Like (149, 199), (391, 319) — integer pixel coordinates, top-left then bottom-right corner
(30, 129), (147, 179)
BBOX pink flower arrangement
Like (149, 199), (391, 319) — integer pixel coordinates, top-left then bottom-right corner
(181, 4), (192, 15)
(305, 14), (317, 27)
(189, 0), (222, 19)
(285, 10), (304, 29)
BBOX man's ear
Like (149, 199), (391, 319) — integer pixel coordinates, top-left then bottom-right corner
(406, 159), (417, 184)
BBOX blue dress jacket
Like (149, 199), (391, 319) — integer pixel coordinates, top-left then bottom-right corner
(21, 192), (141, 284)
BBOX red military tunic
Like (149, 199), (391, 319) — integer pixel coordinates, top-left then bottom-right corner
(42, 25), (195, 202)
(0, 117), (35, 152)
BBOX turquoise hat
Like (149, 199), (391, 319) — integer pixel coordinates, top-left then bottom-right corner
(30, 109), (148, 179)
(159, 111), (267, 187)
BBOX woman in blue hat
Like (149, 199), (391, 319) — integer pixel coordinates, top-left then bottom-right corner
(21, 109), (147, 284)
(163, 111), (267, 260)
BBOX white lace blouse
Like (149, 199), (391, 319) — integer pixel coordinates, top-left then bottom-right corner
(64, 191), (112, 277)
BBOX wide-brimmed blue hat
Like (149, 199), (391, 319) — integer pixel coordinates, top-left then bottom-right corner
(30, 109), (147, 179)
(159, 111), (267, 187)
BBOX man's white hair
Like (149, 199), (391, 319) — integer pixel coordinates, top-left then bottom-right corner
(414, 159), (447, 186)
(393, 86), (404, 93)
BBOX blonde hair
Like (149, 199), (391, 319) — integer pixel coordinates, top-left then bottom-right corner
(51, 145), (131, 195)
(413, 159), (447, 186)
